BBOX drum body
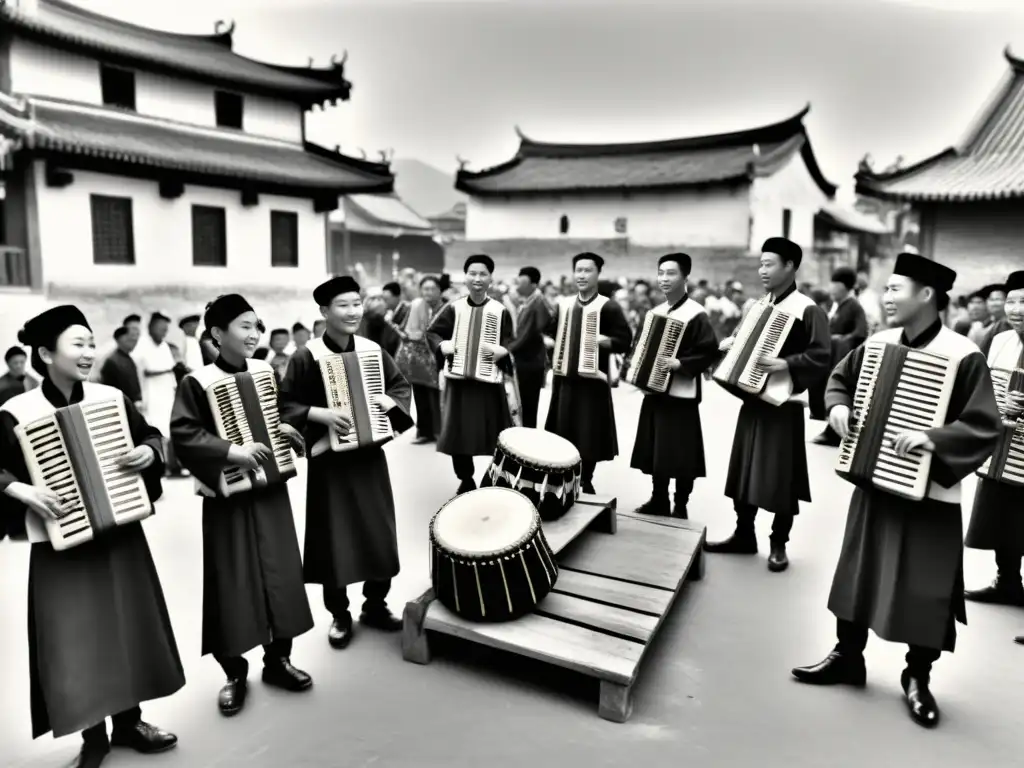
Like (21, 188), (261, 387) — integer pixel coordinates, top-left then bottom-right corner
(430, 487), (558, 622)
(481, 427), (581, 521)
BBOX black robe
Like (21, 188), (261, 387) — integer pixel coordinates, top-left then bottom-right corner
(0, 380), (184, 739)
(723, 284), (831, 514)
(826, 321), (1001, 651)
(99, 347), (143, 404)
(426, 298), (516, 457)
(544, 295), (633, 463)
(630, 302), (720, 479)
(279, 333), (414, 588)
(170, 356), (314, 658)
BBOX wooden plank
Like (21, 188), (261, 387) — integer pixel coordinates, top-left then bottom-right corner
(423, 601), (643, 685)
(543, 501), (608, 554)
(551, 569), (673, 616)
(599, 680), (634, 723)
(534, 592), (657, 643)
(559, 535), (693, 591)
(577, 492), (617, 510)
(617, 511), (705, 533)
(607, 518), (704, 555)
(402, 588), (435, 664)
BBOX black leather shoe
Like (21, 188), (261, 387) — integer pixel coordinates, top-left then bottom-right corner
(413, 436), (435, 445)
(109, 721), (178, 754)
(457, 478), (476, 495)
(69, 740), (110, 768)
(360, 608), (403, 632)
(901, 670), (940, 728)
(634, 497), (669, 516)
(1014, 635), (1024, 645)
(218, 677), (248, 716)
(964, 580), (1024, 607)
(262, 658), (313, 692)
(328, 615), (353, 649)
(768, 544), (789, 572)
(671, 503), (688, 519)
(812, 432), (841, 447)
(704, 531), (757, 555)
(582, 482), (596, 495)
(791, 651), (867, 687)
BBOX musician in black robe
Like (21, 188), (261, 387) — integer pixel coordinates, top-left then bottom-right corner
(170, 294), (314, 717)
(98, 327), (143, 406)
(0, 305), (182, 768)
(792, 253), (1001, 729)
(811, 267), (869, 446)
(508, 266), (552, 429)
(0, 345), (38, 406)
(279, 275), (414, 650)
(426, 254), (515, 494)
(630, 254), (720, 518)
(543, 252), (633, 494)
(962, 271), (1024, 631)
(706, 237), (831, 572)
(978, 284), (1010, 356)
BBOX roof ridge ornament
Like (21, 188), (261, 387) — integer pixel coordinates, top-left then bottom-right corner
(331, 51), (349, 70)
(214, 19), (236, 36)
(456, 155), (469, 170)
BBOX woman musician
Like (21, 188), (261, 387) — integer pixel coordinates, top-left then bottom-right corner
(0, 305), (183, 768)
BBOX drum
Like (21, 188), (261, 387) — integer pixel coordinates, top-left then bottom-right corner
(481, 427), (581, 521)
(430, 487), (558, 622)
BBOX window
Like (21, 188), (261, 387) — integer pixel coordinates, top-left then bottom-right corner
(271, 211), (299, 267)
(215, 91), (244, 129)
(782, 208), (792, 239)
(559, 214), (570, 235)
(100, 65), (135, 110)
(192, 205), (227, 266)
(90, 195), (135, 265)
(614, 216), (627, 234)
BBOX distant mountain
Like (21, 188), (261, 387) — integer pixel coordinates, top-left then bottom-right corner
(392, 158), (465, 219)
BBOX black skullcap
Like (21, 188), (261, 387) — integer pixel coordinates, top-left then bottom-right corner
(572, 252), (604, 271)
(150, 311), (170, 323)
(313, 275), (361, 305)
(18, 305), (91, 348)
(968, 289), (987, 302)
(113, 326), (130, 341)
(270, 328), (290, 336)
(463, 254), (495, 274)
(978, 283), (1007, 300)
(762, 237), (803, 267)
(123, 314), (141, 324)
(831, 267), (857, 290)
(4, 346), (26, 362)
(203, 294), (254, 332)
(892, 252), (956, 294)
(292, 322), (308, 333)
(519, 266), (541, 284)
(1005, 271), (1024, 293)
(658, 252), (692, 275)
(178, 314), (200, 328)
(382, 282), (401, 295)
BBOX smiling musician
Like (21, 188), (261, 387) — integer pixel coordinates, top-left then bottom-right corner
(279, 276), (414, 651)
(629, 253), (719, 518)
(170, 294), (314, 717)
(543, 252), (633, 494)
(0, 305), (183, 768)
(792, 253), (1001, 729)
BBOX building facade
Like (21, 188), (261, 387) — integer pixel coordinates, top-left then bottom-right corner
(856, 48), (1024, 293)
(0, 0), (393, 348)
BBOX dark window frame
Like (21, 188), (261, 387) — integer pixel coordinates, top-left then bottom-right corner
(782, 208), (793, 239)
(270, 210), (299, 267)
(559, 214), (570, 235)
(214, 90), (244, 129)
(100, 64), (136, 110)
(191, 205), (228, 267)
(90, 195), (136, 265)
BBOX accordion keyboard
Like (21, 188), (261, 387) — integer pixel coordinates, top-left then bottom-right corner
(978, 368), (1024, 485)
(209, 378), (258, 491)
(320, 354), (356, 448)
(252, 370), (296, 476)
(451, 310), (472, 377)
(579, 308), (600, 375)
(357, 350), (393, 442)
(476, 309), (500, 381)
(552, 307), (572, 377)
(739, 310), (793, 390)
(649, 319), (685, 391)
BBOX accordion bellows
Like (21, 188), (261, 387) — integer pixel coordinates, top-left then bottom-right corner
(552, 295), (607, 379)
(448, 299), (503, 384)
(626, 313), (686, 393)
(313, 347), (393, 456)
(713, 300), (796, 405)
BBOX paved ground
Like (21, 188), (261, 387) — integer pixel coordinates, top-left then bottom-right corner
(1, 384), (1021, 767)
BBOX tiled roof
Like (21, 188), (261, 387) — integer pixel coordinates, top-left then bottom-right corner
(0, 96), (393, 194)
(456, 105), (836, 197)
(817, 202), (891, 235)
(1, 0), (351, 106)
(857, 48), (1024, 202)
(339, 194), (435, 231)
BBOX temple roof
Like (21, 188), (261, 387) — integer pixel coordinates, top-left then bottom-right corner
(0, 95), (393, 195)
(336, 194), (435, 234)
(857, 48), (1024, 202)
(1, 0), (351, 107)
(455, 105), (837, 197)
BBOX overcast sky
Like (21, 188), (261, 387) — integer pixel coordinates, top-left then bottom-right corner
(68, 0), (1024, 199)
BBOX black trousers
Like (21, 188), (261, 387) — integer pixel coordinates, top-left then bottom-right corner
(582, 460), (596, 486)
(735, 502), (794, 546)
(836, 618), (942, 682)
(323, 579), (392, 622)
(808, 379), (827, 421)
(82, 706), (142, 744)
(453, 455), (475, 481)
(996, 549), (1023, 585)
(214, 637), (293, 680)
(651, 475), (695, 504)
(412, 384), (441, 440)
(516, 367), (546, 429)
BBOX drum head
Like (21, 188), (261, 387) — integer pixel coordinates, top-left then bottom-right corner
(433, 488), (538, 557)
(499, 427), (580, 468)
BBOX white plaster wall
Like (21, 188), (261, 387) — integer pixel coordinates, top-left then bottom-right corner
(749, 150), (831, 251)
(8, 38), (304, 143)
(465, 186), (752, 247)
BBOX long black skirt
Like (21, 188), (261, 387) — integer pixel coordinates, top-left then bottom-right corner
(545, 376), (617, 463)
(28, 523), (185, 739)
(724, 399), (809, 515)
(437, 379), (511, 457)
(965, 478), (1024, 554)
(630, 395), (706, 479)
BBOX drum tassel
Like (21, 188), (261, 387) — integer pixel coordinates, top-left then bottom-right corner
(497, 559), (513, 613)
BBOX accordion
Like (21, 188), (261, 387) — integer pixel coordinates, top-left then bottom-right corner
(311, 345), (393, 457)
(626, 313), (686, 393)
(15, 397), (152, 551)
(448, 300), (503, 384)
(551, 295), (607, 379)
(713, 300), (796, 405)
(835, 341), (958, 501)
(977, 367), (1024, 486)
(199, 365), (297, 497)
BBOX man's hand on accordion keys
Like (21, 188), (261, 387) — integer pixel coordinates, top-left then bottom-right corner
(439, 340), (456, 357)
(829, 405), (852, 441)
(597, 334), (612, 349)
(719, 337), (735, 353)
(4, 481), (68, 521)
(480, 342), (509, 361)
(1005, 391), (1024, 421)
(116, 445), (156, 473)
(278, 423), (306, 457)
(660, 357), (682, 372)
(372, 393), (397, 413)
(760, 356), (789, 374)
(228, 443), (273, 471)
(889, 430), (935, 458)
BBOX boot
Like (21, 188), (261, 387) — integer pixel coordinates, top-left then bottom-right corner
(964, 578), (1024, 607)
(767, 543), (789, 572)
(634, 496), (669, 516)
(705, 529), (757, 554)
(791, 650), (866, 687)
(457, 477), (476, 495)
(901, 669), (939, 728)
